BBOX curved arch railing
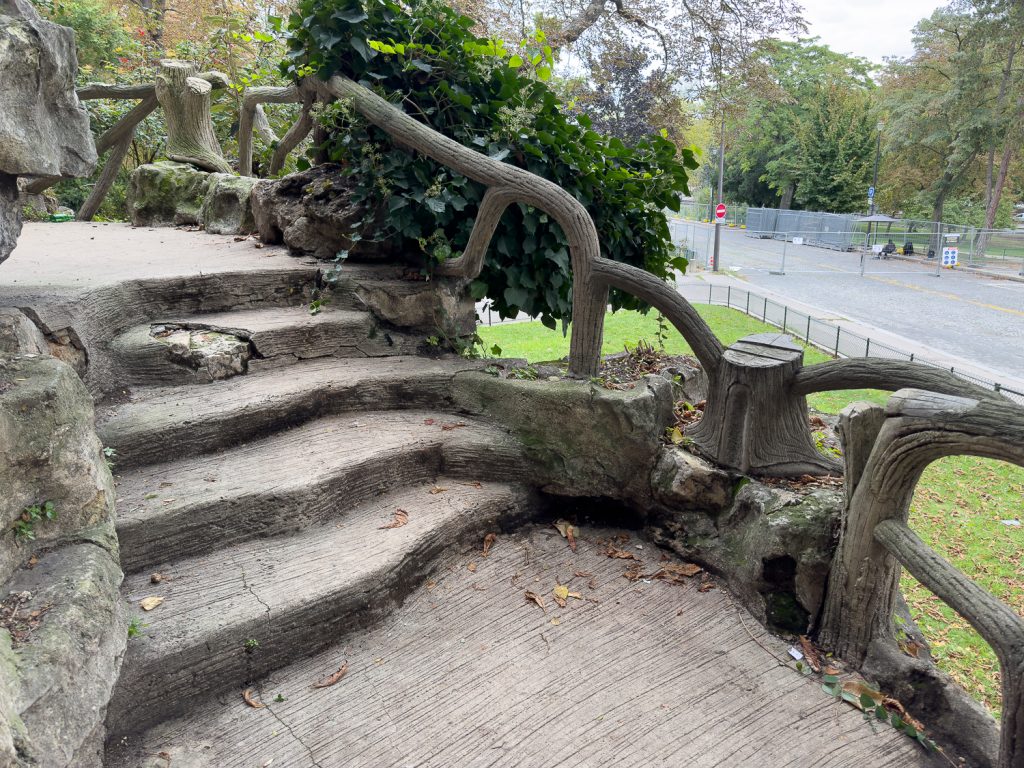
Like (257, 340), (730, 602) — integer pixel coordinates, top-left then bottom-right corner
(818, 389), (1024, 768)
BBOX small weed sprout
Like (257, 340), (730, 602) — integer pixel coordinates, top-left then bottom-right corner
(127, 617), (147, 639)
(12, 501), (56, 541)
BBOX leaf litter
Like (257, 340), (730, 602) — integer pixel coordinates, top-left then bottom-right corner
(379, 509), (409, 529)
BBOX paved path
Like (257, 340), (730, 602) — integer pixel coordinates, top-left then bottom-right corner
(671, 222), (1024, 384)
(107, 525), (940, 768)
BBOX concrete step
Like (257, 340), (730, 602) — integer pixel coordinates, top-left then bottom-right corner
(105, 524), (937, 768)
(106, 480), (539, 741)
(97, 356), (485, 469)
(108, 305), (423, 386)
(112, 409), (524, 574)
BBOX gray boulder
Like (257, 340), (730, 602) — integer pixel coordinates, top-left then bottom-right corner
(0, 0), (96, 265)
(0, 0), (96, 179)
(0, 354), (125, 766)
(201, 173), (257, 234)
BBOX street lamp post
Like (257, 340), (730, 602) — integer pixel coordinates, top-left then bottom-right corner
(869, 121), (883, 216)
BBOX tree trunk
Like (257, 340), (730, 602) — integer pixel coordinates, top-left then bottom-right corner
(779, 184), (794, 210)
(819, 390), (1024, 768)
(155, 60), (232, 174)
(76, 136), (132, 221)
(687, 333), (840, 476)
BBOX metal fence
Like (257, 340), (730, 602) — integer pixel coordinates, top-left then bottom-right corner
(698, 283), (1024, 405)
(675, 202), (1024, 273)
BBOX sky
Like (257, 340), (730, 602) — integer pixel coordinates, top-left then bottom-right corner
(800, 0), (945, 64)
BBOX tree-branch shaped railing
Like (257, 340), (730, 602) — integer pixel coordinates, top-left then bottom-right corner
(818, 389), (1024, 768)
(236, 73), (1019, 476)
(25, 60), (232, 220)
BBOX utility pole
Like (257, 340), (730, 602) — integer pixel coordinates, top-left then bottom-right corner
(712, 110), (725, 272)
(869, 121), (882, 216)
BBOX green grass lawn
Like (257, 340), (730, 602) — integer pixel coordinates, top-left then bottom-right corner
(479, 307), (1023, 716)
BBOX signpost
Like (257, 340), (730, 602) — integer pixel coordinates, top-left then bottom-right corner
(711, 203), (726, 271)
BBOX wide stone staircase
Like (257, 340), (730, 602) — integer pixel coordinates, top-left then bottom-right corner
(88, 260), (539, 762)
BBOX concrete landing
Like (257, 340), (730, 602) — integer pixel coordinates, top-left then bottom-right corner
(106, 524), (941, 768)
(1, 222), (306, 293)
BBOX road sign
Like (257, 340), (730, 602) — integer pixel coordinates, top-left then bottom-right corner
(942, 246), (959, 267)
(715, 203), (726, 221)
(868, 186), (875, 198)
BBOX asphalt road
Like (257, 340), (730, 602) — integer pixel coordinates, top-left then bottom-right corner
(671, 221), (1024, 384)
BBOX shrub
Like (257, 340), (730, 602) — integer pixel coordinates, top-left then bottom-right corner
(280, 0), (695, 326)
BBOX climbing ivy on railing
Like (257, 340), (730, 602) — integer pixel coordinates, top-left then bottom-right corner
(280, 0), (695, 326)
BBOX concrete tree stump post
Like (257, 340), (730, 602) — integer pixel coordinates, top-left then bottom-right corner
(689, 333), (841, 476)
(156, 60), (232, 174)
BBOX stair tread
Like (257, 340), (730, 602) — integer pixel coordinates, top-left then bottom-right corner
(114, 409), (503, 529)
(108, 479), (534, 735)
(106, 524), (933, 768)
(98, 356), (485, 467)
(120, 479), (521, 657)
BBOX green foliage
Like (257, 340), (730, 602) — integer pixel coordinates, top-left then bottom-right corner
(281, 0), (696, 325)
(722, 38), (877, 210)
(35, 0), (134, 70)
(11, 501), (57, 542)
(793, 86), (876, 212)
(127, 616), (147, 639)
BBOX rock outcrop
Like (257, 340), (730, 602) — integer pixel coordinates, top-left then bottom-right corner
(0, 351), (125, 767)
(250, 164), (387, 259)
(127, 161), (257, 234)
(0, 0), (96, 263)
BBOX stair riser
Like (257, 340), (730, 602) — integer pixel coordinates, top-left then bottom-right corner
(103, 374), (461, 470)
(118, 445), (444, 574)
(105, 490), (540, 740)
(109, 320), (424, 388)
(117, 437), (526, 574)
(87, 269), (320, 337)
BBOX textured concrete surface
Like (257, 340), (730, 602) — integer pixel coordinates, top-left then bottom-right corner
(105, 524), (942, 768)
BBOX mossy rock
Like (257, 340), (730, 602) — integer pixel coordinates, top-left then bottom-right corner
(127, 161), (215, 228)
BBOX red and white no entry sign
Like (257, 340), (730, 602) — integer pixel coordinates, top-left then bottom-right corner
(715, 203), (726, 220)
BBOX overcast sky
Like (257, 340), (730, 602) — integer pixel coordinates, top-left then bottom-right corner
(800, 0), (945, 64)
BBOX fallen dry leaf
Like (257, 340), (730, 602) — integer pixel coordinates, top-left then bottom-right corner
(312, 662), (349, 689)
(426, 579), (437, 590)
(482, 532), (497, 557)
(242, 688), (265, 708)
(824, 665), (842, 676)
(459, 481), (483, 489)
(379, 509), (409, 529)
(573, 570), (592, 578)
(467, 562), (477, 573)
(150, 572), (163, 584)
(553, 584), (569, 608)
(429, 486), (448, 495)
(139, 596), (164, 611)
(550, 617), (561, 626)
(604, 545), (637, 561)
(525, 591), (547, 612)
(440, 422), (467, 431)
(799, 635), (822, 672)
(423, 418), (436, 425)
(841, 679), (883, 710)
(26, 554), (38, 569)
(652, 562), (702, 584)
(552, 520), (578, 552)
